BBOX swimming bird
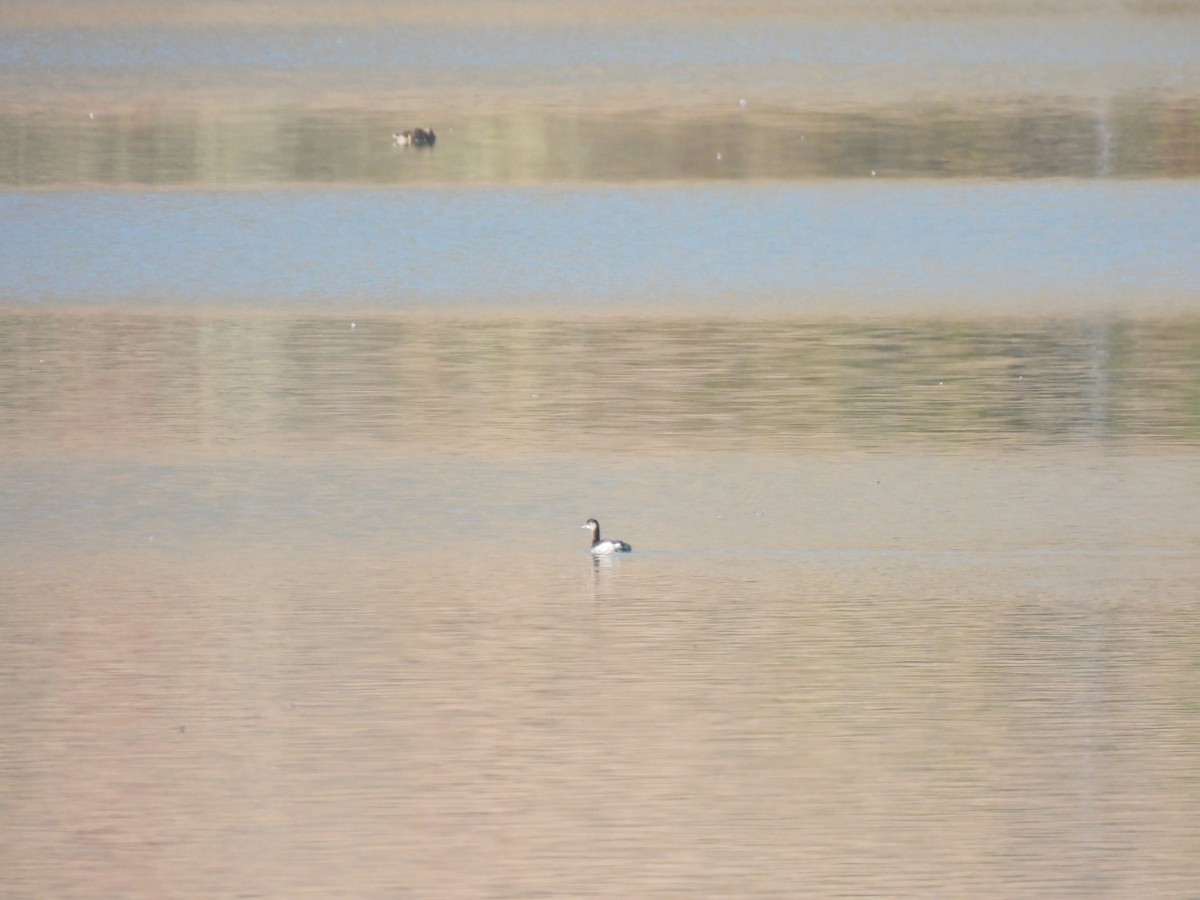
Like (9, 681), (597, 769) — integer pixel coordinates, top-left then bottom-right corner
(583, 518), (632, 555)
(392, 128), (436, 147)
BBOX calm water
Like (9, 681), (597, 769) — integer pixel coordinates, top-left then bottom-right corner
(3, 4), (1200, 898)
(3, 312), (1199, 898)
(2, 184), (1200, 314)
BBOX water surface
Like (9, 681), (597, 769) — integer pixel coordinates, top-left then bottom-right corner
(4, 311), (1200, 898)
(4, 184), (1199, 314)
(3, 4), (1200, 898)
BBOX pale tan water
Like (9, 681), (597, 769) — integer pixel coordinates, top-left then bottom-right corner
(3, 3), (1200, 897)
(3, 312), (1199, 898)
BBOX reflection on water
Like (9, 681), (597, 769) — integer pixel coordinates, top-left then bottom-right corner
(4, 4), (1200, 896)
(5, 96), (1200, 185)
(5, 184), (1200, 312)
(3, 525), (1198, 897)
(3, 6), (1200, 185)
(3, 312), (1198, 455)
(2, 314), (1199, 895)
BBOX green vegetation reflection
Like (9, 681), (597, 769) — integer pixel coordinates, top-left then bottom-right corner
(4, 96), (1199, 185)
(2, 313), (1198, 452)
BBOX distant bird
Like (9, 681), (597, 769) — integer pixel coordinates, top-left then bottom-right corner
(393, 128), (436, 147)
(583, 518), (632, 555)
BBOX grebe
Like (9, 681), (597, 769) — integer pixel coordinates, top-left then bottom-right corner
(583, 518), (632, 555)
(392, 128), (436, 147)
